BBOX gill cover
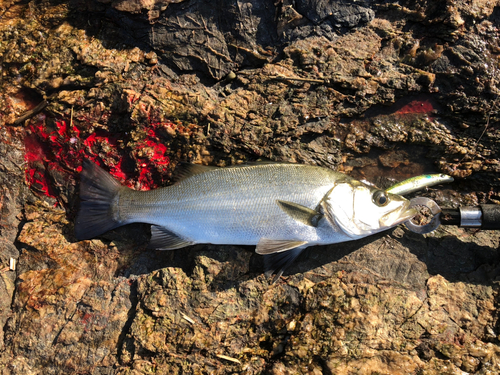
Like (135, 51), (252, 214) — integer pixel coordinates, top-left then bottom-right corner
(323, 183), (414, 238)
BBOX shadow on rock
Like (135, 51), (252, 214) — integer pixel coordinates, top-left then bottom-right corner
(106, 221), (500, 290)
(99, 222), (497, 296)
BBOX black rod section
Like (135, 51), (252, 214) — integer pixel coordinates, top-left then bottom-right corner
(439, 205), (500, 229)
(440, 208), (460, 225)
(481, 205), (500, 230)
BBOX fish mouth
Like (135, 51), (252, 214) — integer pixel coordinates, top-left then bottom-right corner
(379, 200), (417, 228)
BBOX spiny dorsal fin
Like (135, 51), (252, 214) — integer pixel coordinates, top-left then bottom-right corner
(173, 160), (290, 184)
(244, 157), (279, 165)
(256, 238), (307, 255)
(149, 225), (193, 250)
(276, 200), (323, 227)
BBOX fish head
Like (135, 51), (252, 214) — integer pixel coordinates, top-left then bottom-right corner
(324, 182), (416, 238)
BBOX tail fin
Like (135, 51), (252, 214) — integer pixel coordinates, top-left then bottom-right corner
(74, 160), (124, 240)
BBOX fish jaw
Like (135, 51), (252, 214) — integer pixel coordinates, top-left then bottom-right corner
(379, 200), (417, 228)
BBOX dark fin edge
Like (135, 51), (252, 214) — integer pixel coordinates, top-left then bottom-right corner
(172, 160), (291, 184)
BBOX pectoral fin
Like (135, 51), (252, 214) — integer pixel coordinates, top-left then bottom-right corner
(276, 200), (323, 227)
(256, 238), (307, 255)
(149, 225), (193, 250)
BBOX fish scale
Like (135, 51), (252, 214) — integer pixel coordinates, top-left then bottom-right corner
(75, 160), (415, 276)
(118, 164), (348, 245)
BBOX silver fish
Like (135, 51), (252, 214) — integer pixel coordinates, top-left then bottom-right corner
(75, 161), (416, 275)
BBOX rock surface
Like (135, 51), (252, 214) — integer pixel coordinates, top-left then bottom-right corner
(0, 0), (499, 374)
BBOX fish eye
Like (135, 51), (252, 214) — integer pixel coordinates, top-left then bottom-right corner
(373, 190), (389, 207)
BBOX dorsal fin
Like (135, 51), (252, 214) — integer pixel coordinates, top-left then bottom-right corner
(244, 157), (278, 165)
(172, 163), (219, 183)
(240, 157), (293, 166)
(172, 160), (290, 184)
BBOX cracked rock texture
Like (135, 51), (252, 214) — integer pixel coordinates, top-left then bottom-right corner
(0, 0), (500, 374)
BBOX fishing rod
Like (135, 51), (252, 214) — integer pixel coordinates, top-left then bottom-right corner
(385, 174), (500, 234)
(405, 197), (500, 234)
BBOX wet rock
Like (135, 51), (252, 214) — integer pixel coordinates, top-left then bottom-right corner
(101, 0), (185, 18)
(102, 0), (379, 80)
(0, 129), (25, 351)
(4, 201), (139, 373)
(295, 0), (375, 27)
(106, 0), (279, 80)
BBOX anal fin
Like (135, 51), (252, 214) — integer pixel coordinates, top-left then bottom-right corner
(149, 225), (193, 250)
(263, 247), (306, 281)
(256, 239), (309, 281)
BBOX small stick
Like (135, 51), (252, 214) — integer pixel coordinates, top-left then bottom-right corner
(181, 312), (195, 325)
(270, 75), (326, 84)
(12, 93), (57, 125)
(216, 354), (241, 364)
(13, 99), (49, 125)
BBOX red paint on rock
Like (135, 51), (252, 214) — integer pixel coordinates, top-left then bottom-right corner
(132, 121), (172, 190)
(24, 118), (173, 201)
(24, 132), (58, 199)
(395, 98), (435, 115)
(365, 94), (439, 118)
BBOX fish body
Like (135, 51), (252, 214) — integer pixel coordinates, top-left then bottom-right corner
(76, 161), (415, 275)
(119, 165), (347, 246)
(386, 174), (454, 195)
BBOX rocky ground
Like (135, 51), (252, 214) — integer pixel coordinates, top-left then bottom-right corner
(0, 0), (500, 374)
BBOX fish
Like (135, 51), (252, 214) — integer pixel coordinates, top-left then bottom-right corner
(386, 174), (454, 196)
(75, 160), (416, 276)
